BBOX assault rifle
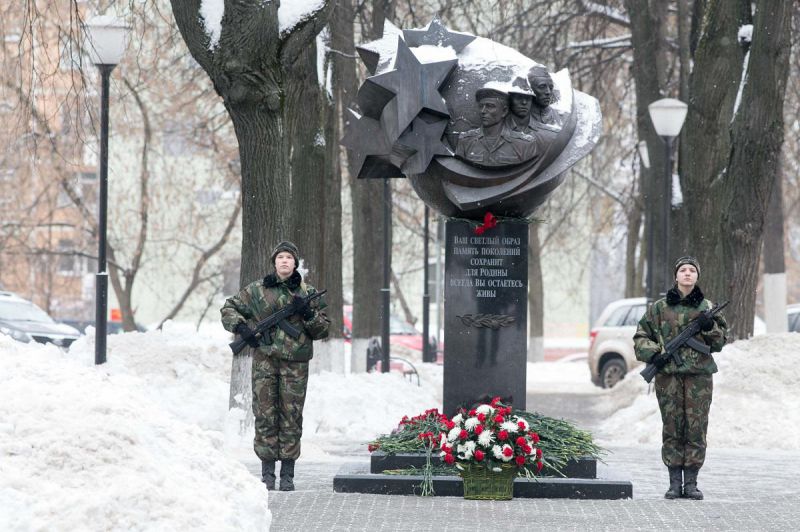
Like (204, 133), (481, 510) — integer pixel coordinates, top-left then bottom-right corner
(640, 300), (729, 383)
(229, 290), (327, 356)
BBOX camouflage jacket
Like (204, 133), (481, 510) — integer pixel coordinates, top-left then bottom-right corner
(633, 285), (728, 375)
(220, 270), (330, 361)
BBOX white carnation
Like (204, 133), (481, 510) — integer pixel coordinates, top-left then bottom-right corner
(451, 413), (464, 424)
(464, 417), (480, 430)
(447, 426), (461, 442)
(478, 430), (494, 447)
(500, 421), (519, 433)
(492, 445), (504, 460)
(476, 404), (493, 415)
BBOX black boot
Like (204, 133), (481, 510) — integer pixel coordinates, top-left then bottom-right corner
(261, 460), (276, 491)
(664, 466), (683, 499)
(279, 459), (295, 491)
(683, 467), (704, 500)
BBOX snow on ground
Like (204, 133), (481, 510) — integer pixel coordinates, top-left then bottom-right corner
(596, 334), (800, 450)
(3, 324), (798, 528)
(0, 332), (268, 532)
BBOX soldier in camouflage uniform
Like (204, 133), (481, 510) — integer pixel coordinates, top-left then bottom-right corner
(634, 256), (728, 500)
(220, 241), (330, 491)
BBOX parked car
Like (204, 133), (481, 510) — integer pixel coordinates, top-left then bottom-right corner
(588, 297), (776, 388)
(788, 304), (800, 332)
(342, 305), (440, 365)
(0, 291), (81, 348)
(588, 297), (647, 389)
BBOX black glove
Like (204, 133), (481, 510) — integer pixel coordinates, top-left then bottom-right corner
(697, 311), (715, 332)
(651, 351), (671, 368)
(235, 323), (260, 348)
(292, 296), (315, 320)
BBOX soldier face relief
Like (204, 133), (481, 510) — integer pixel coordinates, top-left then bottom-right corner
(509, 93), (532, 119)
(530, 76), (555, 107)
(478, 97), (508, 128)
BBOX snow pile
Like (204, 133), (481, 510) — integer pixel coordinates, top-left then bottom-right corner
(304, 369), (441, 443)
(597, 334), (800, 450)
(0, 334), (269, 531)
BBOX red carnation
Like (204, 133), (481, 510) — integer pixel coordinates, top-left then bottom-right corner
(441, 444), (452, 453)
(536, 461), (544, 472)
(469, 409), (477, 417)
(475, 425), (484, 435)
(503, 446), (513, 457)
(517, 421), (526, 431)
(474, 450), (485, 462)
(494, 415), (504, 423)
(536, 448), (543, 458)
(491, 396), (501, 407)
(516, 436), (526, 446)
(459, 429), (468, 440)
(498, 430), (509, 441)
(523, 444), (532, 454)
(444, 453), (455, 465)
(515, 455), (526, 466)
(446, 420), (455, 430)
(477, 413), (486, 423)
(532, 432), (540, 443)
(368, 443), (378, 452)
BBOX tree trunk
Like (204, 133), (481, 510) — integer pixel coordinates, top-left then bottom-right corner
(717, 0), (792, 338)
(231, 102), (290, 285)
(685, 0), (791, 339)
(345, 0), (395, 371)
(624, 0), (671, 297)
(624, 193), (644, 298)
(527, 224), (544, 362)
(762, 158), (787, 333)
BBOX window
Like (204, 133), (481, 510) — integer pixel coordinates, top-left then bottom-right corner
(622, 305), (646, 327)
(604, 305), (630, 327)
(57, 239), (87, 277)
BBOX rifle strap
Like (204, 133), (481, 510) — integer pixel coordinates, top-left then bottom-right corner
(685, 336), (711, 355)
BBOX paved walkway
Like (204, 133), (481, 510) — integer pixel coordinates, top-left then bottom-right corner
(247, 444), (800, 531)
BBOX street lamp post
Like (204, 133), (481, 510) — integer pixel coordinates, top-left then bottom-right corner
(84, 15), (129, 365)
(647, 98), (688, 296)
(422, 205), (431, 363)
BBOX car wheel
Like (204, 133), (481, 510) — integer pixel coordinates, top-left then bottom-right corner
(600, 358), (626, 389)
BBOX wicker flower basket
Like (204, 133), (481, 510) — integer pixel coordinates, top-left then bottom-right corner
(459, 463), (516, 500)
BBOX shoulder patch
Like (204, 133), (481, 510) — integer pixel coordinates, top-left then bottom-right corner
(459, 128), (481, 139)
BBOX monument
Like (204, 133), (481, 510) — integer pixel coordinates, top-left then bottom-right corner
(342, 16), (601, 416)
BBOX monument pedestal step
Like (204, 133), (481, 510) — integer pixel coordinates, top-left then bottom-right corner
(334, 462), (633, 499)
(370, 451), (597, 478)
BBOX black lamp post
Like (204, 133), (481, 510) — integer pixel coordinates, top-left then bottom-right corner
(422, 205), (432, 363)
(647, 98), (688, 297)
(84, 15), (129, 365)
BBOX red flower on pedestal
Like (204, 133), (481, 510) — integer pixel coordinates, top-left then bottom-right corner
(516, 436), (526, 446)
(474, 450), (485, 462)
(536, 461), (544, 472)
(502, 446), (514, 457)
(515, 455), (526, 466)
(498, 430), (509, 441)
(473, 212), (498, 235)
(444, 453), (455, 465)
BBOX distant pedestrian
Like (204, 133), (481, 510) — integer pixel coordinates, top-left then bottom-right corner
(220, 241), (330, 491)
(633, 256), (728, 500)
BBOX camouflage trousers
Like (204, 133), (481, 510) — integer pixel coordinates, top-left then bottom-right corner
(252, 352), (309, 462)
(654, 373), (713, 469)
